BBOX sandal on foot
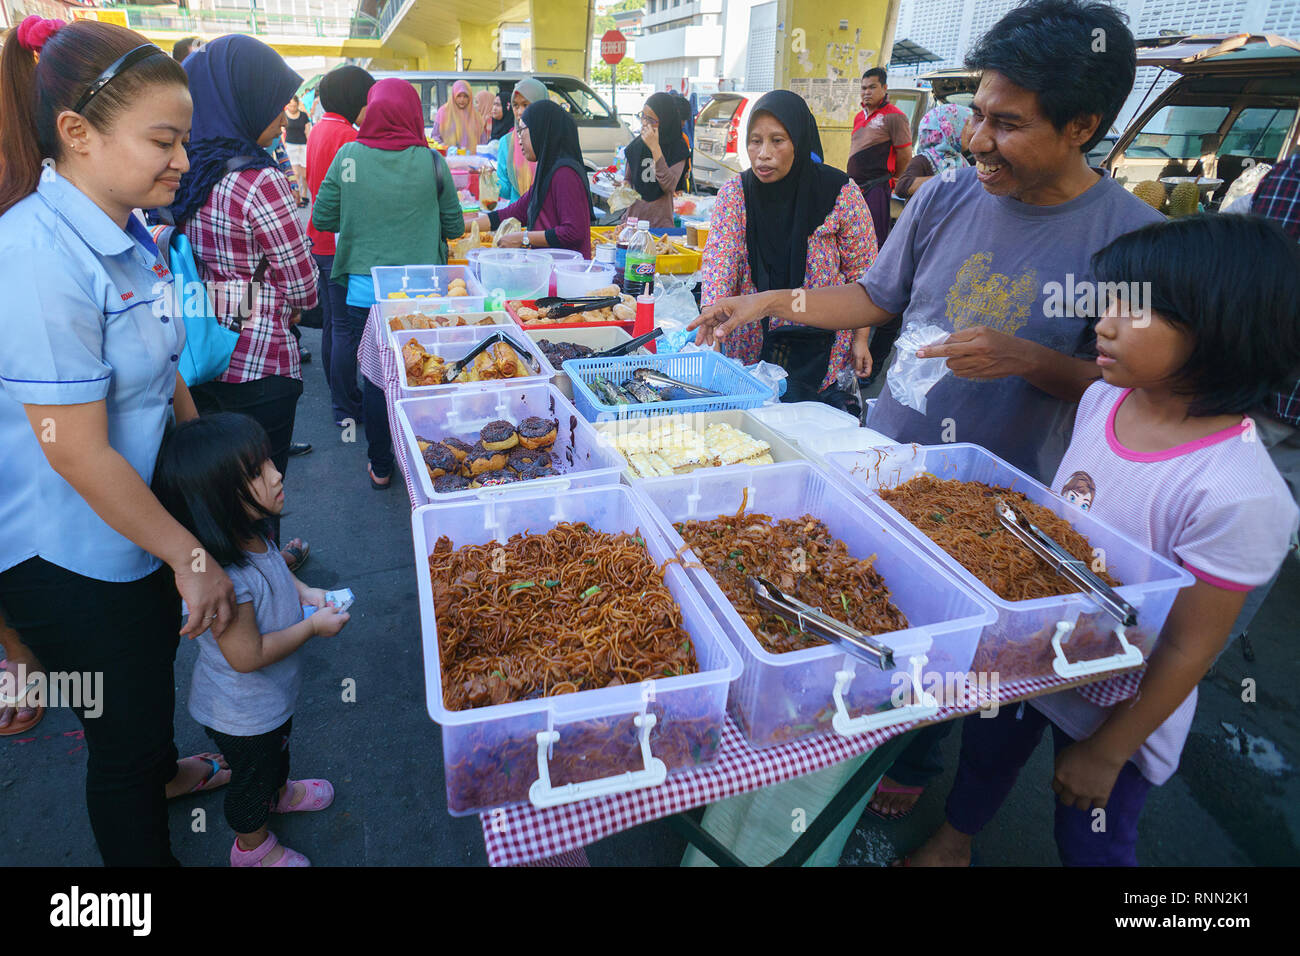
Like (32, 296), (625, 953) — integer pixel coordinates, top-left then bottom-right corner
(281, 539), (310, 573)
(0, 664), (44, 737)
(172, 753), (231, 796)
(273, 778), (334, 813)
(866, 783), (925, 821)
(230, 831), (310, 867)
(368, 464), (391, 491)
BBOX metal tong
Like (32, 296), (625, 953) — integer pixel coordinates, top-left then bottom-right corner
(591, 327), (663, 358)
(533, 295), (622, 320)
(442, 331), (540, 382)
(632, 366), (720, 398)
(747, 576), (896, 670)
(994, 498), (1137, 627)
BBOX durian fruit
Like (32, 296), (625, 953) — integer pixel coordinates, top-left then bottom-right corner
(1132, 179), (1167, 213)
(1167, 181), (1200, 217)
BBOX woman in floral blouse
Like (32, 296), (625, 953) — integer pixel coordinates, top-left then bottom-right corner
(700, 90), (876, 402)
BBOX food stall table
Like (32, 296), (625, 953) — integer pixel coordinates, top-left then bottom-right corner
(363, 306), (1144, 865)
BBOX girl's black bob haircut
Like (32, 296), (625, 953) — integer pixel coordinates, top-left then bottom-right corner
(152, 412), (276, 568)
(1090, 213), (1300, 417)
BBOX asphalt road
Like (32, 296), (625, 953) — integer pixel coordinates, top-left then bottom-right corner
(2, 323), (1296, 866)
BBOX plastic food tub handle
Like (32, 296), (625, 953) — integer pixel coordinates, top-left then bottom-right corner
(831, 655), (940, 736)
(528, 713), (668, 809)
(1049, 620), (1143, 679)
(473, 477), (573, 498)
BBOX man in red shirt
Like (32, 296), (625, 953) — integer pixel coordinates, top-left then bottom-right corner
(305, 65), (374, 427)
(847, 67), (913, 243)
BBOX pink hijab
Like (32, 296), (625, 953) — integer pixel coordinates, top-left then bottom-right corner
(436, 79), (485, 149)
(356, 78), (427, 150)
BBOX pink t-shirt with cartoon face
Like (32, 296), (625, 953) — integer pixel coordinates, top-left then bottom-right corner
(1031, 381), (1297, 784)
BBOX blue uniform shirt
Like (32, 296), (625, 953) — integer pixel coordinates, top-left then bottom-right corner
(0, 169), (185, 583)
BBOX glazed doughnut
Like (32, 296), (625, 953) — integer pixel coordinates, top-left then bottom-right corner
(433, 473), (472, 494)
(518, 416), (558, 450)
(422, 442), (458, 479)
(466, 441), (509, 475)
(441, 436), (472, 462)
(480, 419), (519, 452)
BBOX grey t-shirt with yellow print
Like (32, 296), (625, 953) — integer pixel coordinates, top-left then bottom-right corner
(861, 165), (1163, 482)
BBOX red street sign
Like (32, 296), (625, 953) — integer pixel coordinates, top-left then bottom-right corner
(601, 29), (627, 65)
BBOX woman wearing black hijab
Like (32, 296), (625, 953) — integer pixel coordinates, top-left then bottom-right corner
(699, 90), (878, 403)
(622, 91), (690, 227)
(471, 99), (593, 256)
(489, 90), (514, 141)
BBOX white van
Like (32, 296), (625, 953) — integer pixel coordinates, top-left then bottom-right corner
(366, 71), (633, 169)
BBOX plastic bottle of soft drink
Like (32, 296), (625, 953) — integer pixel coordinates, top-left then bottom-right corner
(624, 221), (656, 298)
(614, 217), (638, 292)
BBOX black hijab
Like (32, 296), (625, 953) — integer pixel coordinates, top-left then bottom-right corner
(521, 99), (592, 228)
(490, 90), (514, 140)
(741, 90), (849, 291)
(625, 92), (690, 202)
(318, 65), (375, 125)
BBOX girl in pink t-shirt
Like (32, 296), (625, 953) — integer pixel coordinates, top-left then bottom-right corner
(904, 213), (1300, 866)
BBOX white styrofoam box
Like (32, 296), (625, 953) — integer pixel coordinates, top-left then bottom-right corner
(414, 485), (742, 815)
(395, 383), (625, 505)
(370, 264), (487, 312)
(823, 444), (1194, 684)
(393, 325), (550, 399)
(591, 409), (804, 483)
(632, 462), (995, 748)
(527, 326), (635, 400)
(747, 401), (895, 462)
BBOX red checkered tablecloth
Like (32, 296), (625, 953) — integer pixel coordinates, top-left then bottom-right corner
(362, 307), (425, 508)
(476, 670), (1128, 866)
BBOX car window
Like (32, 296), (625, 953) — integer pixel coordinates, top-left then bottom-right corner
(1221, 106), (1297, 160)
(1124, 104), (1231, 160)
(545, 80), (614, 121)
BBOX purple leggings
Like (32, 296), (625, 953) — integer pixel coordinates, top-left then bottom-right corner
(945, 704), (1153, 866)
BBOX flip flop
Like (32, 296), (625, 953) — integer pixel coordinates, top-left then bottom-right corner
(866, 783), (925, 821)
(173, 753), (231, 796)
(281, 539), (310, 573)
(368, 463), (391, 491)
(0, 664), (44, 737)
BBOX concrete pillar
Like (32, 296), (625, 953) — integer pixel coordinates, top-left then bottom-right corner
(529, 0), (593, 80)
(458, 21), (498, 72)
(775, 0), (901, 170)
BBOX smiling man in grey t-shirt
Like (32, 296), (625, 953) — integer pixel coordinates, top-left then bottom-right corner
(689, 0), (1163, 827)
(691, 0), (1161, 482)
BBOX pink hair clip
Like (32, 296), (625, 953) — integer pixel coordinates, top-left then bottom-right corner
(16, 15), (66, 53)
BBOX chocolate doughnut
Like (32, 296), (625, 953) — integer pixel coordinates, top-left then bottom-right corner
(433, 473), (472, 494)
(508, 447), (552, 472)
(518, 416), (558, 450)
(422, 442), (458, 478)
(466, 441), (508, 475)
(480, 419), (519, 452)
(472, 468), (519, 487)
(441, 436), (472, 462)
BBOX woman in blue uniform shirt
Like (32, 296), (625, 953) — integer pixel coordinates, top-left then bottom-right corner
(0, 16), (238, 865)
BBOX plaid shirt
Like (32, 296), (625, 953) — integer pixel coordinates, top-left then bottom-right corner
(1252, 154), (1300, 426)
(188, 167), (318, 383)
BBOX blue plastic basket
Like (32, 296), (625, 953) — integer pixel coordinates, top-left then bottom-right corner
(564, 350), (770, 421)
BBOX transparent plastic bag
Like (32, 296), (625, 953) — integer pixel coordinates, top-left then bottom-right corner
(886, 324), (951, 414)
(653, 276), (700, 353)
(747, 360), (789, 403)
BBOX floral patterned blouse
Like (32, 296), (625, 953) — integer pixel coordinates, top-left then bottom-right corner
(700, 177), (877, 391)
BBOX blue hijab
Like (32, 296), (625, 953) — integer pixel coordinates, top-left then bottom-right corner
(164, 35), (301, 225)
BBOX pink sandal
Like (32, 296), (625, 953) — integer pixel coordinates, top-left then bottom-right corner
(273, 778), (334, 813)
(866, 782), (925, 821)
(230, 831), (310, 867)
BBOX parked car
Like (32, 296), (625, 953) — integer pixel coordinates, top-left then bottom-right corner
(366, 71), (632, 169)
(1103, 34), (1300, 208)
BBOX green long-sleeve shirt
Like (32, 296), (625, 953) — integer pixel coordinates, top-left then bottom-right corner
(312, 141), (465, 285)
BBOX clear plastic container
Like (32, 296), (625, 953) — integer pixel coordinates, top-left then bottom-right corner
(477, 249), (553, 301)
(747, 403), (895, 463)
(466, 246), (583, 279)
(376, 304), (512, 355)
(633, 462), (996, 748)
(527, 326), (635, 400)
(370, 264), (487, 312)
(394, 383), (626, 504)
(590, 409), (805, 483)
(393, 325), (551, 399)
(823, 444), (1194, 683)
(413, 485), (743, 814)
(555, 261), (617, 298)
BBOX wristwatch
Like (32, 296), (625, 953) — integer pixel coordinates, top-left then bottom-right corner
(521, 233), (532, 249)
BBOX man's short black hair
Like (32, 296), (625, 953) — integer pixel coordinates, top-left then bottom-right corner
(862, 67), (887, 84)
(173, 37), (199, 62)
(1091, 214), (1300, 417)
(965, 0), (1135, 152)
